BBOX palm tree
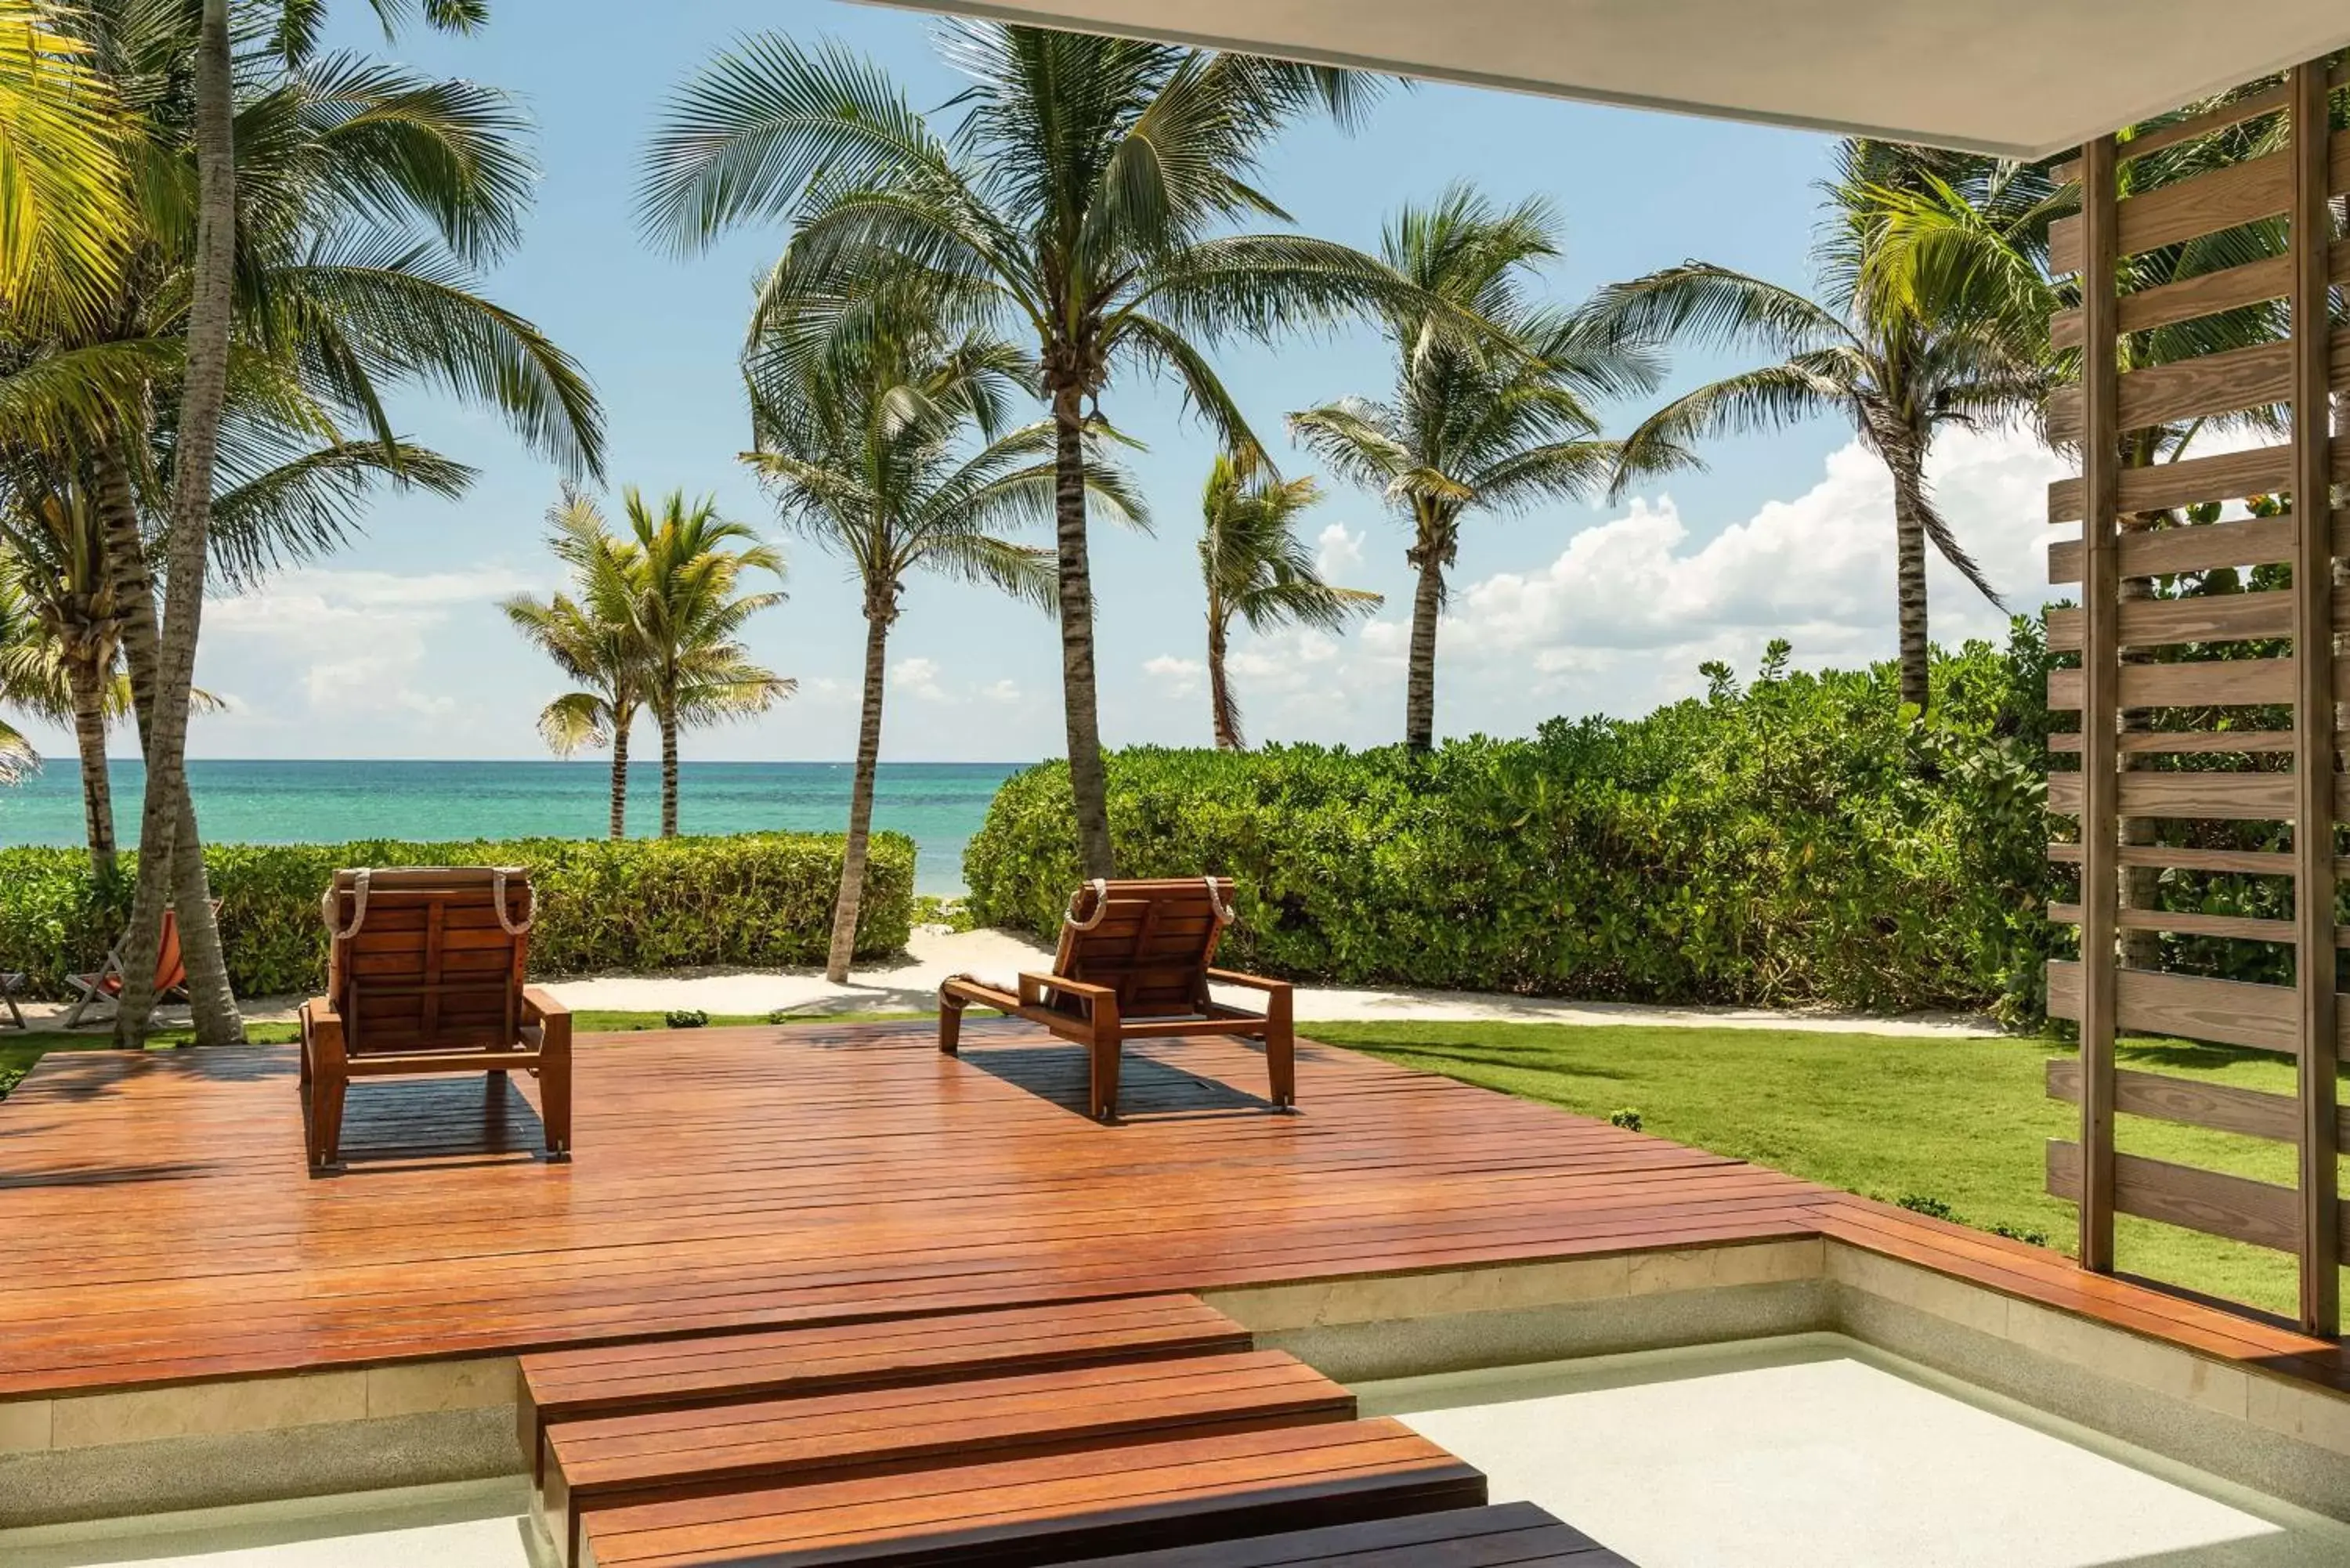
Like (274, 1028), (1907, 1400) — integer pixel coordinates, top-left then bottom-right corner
(1594, 143), (2055, 712)
(5, 0), (596, 1043)
(1, 476), (123, 875)
(643, 25), (1443, 877)
(1290, 185), (1660, 751)
(1197, 451), (1379, 750)
(503, 488), (646, 840)
(615, 490), (792, 837)
(747, 305), (1133, 980)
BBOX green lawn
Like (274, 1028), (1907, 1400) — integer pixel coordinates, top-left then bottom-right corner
(1303, 1020), (2338, 1321)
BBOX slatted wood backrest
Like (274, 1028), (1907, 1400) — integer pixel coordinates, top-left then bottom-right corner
(1051, 878), (1235, 1018)
(323, 867), (531, 1056)
(2044, 56), (2346, 1337)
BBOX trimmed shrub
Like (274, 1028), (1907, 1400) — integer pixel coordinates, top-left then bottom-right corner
(966, 630), (2055, 1026)
(0, 832), (915, 999)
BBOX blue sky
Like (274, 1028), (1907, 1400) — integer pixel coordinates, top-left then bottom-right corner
(19, 0), (2067, 765)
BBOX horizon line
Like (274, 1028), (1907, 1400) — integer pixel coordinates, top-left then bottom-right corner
(21, 757), (1046, 770)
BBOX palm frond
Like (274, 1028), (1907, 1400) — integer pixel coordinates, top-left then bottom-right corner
(272, 240), (606, 479)
(1589, 262), (1853, 360)
(1113, 310), (1261, 469)
(0, 2), (135, 334)
(1610, 363), (1849, 500)
(208, 437), (475, 588)
(283, 52), (536, 264)
(925, 531), (1056, 612)
(535, 688), (612, 756)
(639, 33), (951, 253)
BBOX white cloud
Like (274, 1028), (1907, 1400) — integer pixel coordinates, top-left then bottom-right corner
(1314, 522), (1368, 580)
(891, 656), (949, 703)
(1144, 654), (1204, 699)
(1427, 422), (2066, 708)
(890, 657), (1025, 710)
(203, 565), (540, 728)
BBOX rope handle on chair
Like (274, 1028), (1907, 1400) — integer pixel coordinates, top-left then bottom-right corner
(318, 867), (533, 938)
(1065, 878), (1111, 931)
(319, 869), (371, 940)
(490, 867), (532, 935)
(1202, 876), (1235, 924)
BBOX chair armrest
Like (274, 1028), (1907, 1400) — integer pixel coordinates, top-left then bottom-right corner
(1019, 971), (1116, 1010)
(301, 997), (345, 1067)
(520, 987), (569, 1024)
(942, 975), (1021, 1011)
(1206, 967), (1291, 994)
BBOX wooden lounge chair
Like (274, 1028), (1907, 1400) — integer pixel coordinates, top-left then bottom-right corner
(301, 866), (571, 1171)
(62, 904), (204, 1028)
(938, 876), (1293, 1122)
(1, 968), (24, 1030)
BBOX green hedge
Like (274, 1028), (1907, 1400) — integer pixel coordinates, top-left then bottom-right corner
(0, 832), (915, 999)
(966, 631), (2055, 1025)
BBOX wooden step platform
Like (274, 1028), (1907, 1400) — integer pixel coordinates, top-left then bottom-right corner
(1062, 1502), (1636, 1566)
(521, 1295), (1250, 1482)
(544, 1350), (1356, 1563)
(577, 1418), (1488, 1568)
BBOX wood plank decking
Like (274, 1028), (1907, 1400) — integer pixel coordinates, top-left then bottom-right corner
(0, 1020), (1827, 1398)
(0, 1017), (2341, 1407)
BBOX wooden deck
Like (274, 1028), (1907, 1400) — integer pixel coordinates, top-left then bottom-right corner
(0, 1018), (2341, 1404)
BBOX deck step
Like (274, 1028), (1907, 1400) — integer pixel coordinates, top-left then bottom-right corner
(577, 1417), (1486, 1568)
(1059, 1502), (1636, 1565)
(544, 1349), (1352, 1565)
(521, 1294), (1250, 1479)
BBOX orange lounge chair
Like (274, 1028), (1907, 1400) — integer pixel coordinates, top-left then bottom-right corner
(62, 903), (205, 1028)
(301, 866), (572, 1171)
(938, 876), (1294, 1122)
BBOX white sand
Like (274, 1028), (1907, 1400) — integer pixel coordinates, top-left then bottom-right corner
(7, 927), (2001, 1039)
(543, 927), (2002, 1038)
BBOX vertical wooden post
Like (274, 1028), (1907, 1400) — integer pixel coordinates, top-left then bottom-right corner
(2077, 133), (2123, 1274)
(2289, 60), (2340, 1338)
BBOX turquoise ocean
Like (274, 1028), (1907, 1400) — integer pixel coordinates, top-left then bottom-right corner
(0, 760), (1022, 896)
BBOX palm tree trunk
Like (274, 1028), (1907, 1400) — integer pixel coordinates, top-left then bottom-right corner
(65, 650), (116, 882)
(95, 437), (243, 1046)
(1889, 454), (1932, 712)
(1207, 611), (1241, 751)
(826, 607), (891, 983)
(1050, 384), (1116, 878)
(1404, 511), (1444, 753)
(116, 0), (235, 1046)
(660, 708), (680, 837)
(608, 721), (630, 840)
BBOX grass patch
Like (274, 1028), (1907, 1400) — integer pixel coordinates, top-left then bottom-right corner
(1303, 1020), (2339, 1321)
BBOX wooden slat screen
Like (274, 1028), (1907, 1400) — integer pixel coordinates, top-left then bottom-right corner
(2044, 56), (2345, 1336)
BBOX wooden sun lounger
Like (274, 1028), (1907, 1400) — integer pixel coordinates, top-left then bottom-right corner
(300, 866), (571, 1171)
(61, 903), (206, 1028)
(938, 876), (1294, 1122)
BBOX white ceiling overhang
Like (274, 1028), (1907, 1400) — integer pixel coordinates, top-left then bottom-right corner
(873, 1), (2350, 158)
